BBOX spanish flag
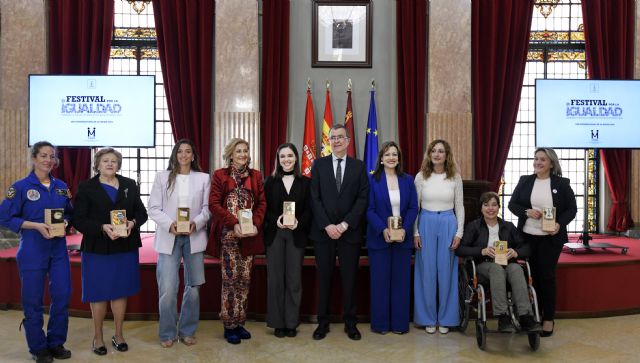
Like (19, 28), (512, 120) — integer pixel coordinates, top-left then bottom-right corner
(320, 89), (333, 157)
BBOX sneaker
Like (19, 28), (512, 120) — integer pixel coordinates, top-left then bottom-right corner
(438, 326), (449, 334)
(519, 314), (541, 332)
(33, 349), (53, 363)
(498, 314), (516, 333)
(425, 326), (436, 334)
(48, 345), (71, 359)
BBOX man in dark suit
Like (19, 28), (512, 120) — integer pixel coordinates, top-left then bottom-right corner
(309, 124), (369, 341)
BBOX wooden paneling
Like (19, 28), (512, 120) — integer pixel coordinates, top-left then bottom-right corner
(212, 111), (261, 171)
(426, 112), (473, 179)
(0, 109), (29, 194)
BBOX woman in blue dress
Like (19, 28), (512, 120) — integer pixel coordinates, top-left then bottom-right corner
(73, 148), (147, 355)
(0, 141), (73, 363)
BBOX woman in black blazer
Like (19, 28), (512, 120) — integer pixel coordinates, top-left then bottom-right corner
(73, 148), (148, 355)
(508, 148), (576, 337)
(263, 143), (311, 338)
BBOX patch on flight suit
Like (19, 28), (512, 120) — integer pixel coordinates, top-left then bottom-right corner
(6, 187), (16, 199)
(55, 188), (71, 198)
(26, 189), (40, 201)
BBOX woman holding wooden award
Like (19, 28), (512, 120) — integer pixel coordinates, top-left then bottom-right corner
(73, 148), (147, 355)
(457, 192), (539, 332)
(413, 139), (464, 334)
(263, 143), (311, 338)
(208, 138), (266, 344)
(508, 148), (576, 337)
(365, 141), (418, 334)
(0, 141), (73, 363)
(148, 139), (210, 347)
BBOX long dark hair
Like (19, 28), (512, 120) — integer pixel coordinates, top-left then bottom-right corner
(372, 141), (404, 181)
(167, 139), (202, 193)
(271, 143), (302, 179)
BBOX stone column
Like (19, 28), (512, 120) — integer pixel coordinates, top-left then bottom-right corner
(426, 0), (472, 178)
(214, 0), (260, 170)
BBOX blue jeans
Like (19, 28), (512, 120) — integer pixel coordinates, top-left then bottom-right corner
(157, 235), (205, 341)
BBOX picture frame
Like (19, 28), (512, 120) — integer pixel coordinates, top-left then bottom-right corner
(312, 0), (372, 68)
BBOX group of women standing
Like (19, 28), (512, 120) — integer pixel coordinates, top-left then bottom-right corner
(0, 137), (575, 361)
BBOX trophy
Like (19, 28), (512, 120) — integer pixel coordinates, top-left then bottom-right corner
(387, 216), (405, 242)
(45, 208), (66, 237)
(176, 207), (191, 233)
(493, 240), (508, 266)
(541, 207), (557, 232)
(282, 201), (296, 227)
(110, 209), (128, 237)
(238, 209), (254, 235)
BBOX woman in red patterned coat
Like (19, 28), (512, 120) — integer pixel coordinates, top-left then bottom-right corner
(208, 138), (266, 344)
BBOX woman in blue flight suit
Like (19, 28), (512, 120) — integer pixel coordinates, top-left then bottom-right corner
(0, 141), (73, 363)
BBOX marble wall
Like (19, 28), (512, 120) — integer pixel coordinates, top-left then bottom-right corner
(426, 0), (472, 179)
(0, 0), (46, 194)
(213, 0), (260, 170)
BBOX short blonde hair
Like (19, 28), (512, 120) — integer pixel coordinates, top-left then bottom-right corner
(223, 138), (251, 166)
(93, 148), (123, 173)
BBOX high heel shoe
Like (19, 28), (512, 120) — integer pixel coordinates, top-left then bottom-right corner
(92, 340), (107, 356)
(540, 321), (554, 337)
(111, 336), (129, 352)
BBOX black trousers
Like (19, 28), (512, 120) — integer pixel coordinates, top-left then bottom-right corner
(314, 238), (361, 326)
(524, 233), (564, 321)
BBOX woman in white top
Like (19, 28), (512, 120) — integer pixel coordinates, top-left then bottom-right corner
(413, 139), (464, 334)
(148, 139), (211, 347)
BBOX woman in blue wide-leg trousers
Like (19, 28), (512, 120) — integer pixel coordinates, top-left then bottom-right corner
(414, 209), (459, 328)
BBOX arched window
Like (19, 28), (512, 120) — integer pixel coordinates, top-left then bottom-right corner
(109, 1), (174, 232)
(502, 0), (597, 233)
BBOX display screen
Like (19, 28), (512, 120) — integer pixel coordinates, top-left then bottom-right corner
(28, 75), (156, 147)
(536, 79), (640, 149)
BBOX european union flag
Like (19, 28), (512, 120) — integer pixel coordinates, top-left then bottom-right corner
(364, 90), (379, 175)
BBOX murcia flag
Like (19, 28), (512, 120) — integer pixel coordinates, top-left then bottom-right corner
(302, 89), (316, 177)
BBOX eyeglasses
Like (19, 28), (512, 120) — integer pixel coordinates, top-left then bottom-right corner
(329, 135), (349, 141)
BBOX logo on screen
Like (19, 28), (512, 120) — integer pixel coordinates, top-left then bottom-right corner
(87, 79), (96, 89)
(591, 129), (599, 140)
(88, 127), (96, 139)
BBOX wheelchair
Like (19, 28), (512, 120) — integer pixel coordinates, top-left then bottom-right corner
(458, 257), (541, 351)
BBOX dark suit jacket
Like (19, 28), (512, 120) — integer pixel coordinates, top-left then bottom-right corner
(73, 174), (148, 254)
(508, 174), (577, 244)
(264, 175), (311, 248)
(207, 167), (266, 257)
(309, 155), (369, 244)
(366, 172), (418, 250)
(456, 217), (529, 264)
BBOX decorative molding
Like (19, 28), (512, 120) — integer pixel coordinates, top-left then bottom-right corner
(0, 109), (29, 195)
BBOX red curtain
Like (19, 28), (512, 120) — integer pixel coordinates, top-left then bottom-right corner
(396, 0), (427, 175)
(48, 0), (114, 195)
(260, 0), (290, 176)
(472, 0), (534, 191)
(152, 0), (214, 171)
(582, 0), (635, 231)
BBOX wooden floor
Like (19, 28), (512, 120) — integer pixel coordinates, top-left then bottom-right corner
(1, 310), (639, 362)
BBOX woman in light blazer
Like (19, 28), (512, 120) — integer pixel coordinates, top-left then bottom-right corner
(366, 141), (418, 334)
(148, 139), (211, 348)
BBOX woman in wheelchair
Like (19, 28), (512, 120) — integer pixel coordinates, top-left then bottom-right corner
(457, 192), (539, 333)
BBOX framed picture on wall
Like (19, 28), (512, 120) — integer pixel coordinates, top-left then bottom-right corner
(312, 0), (372, 68)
